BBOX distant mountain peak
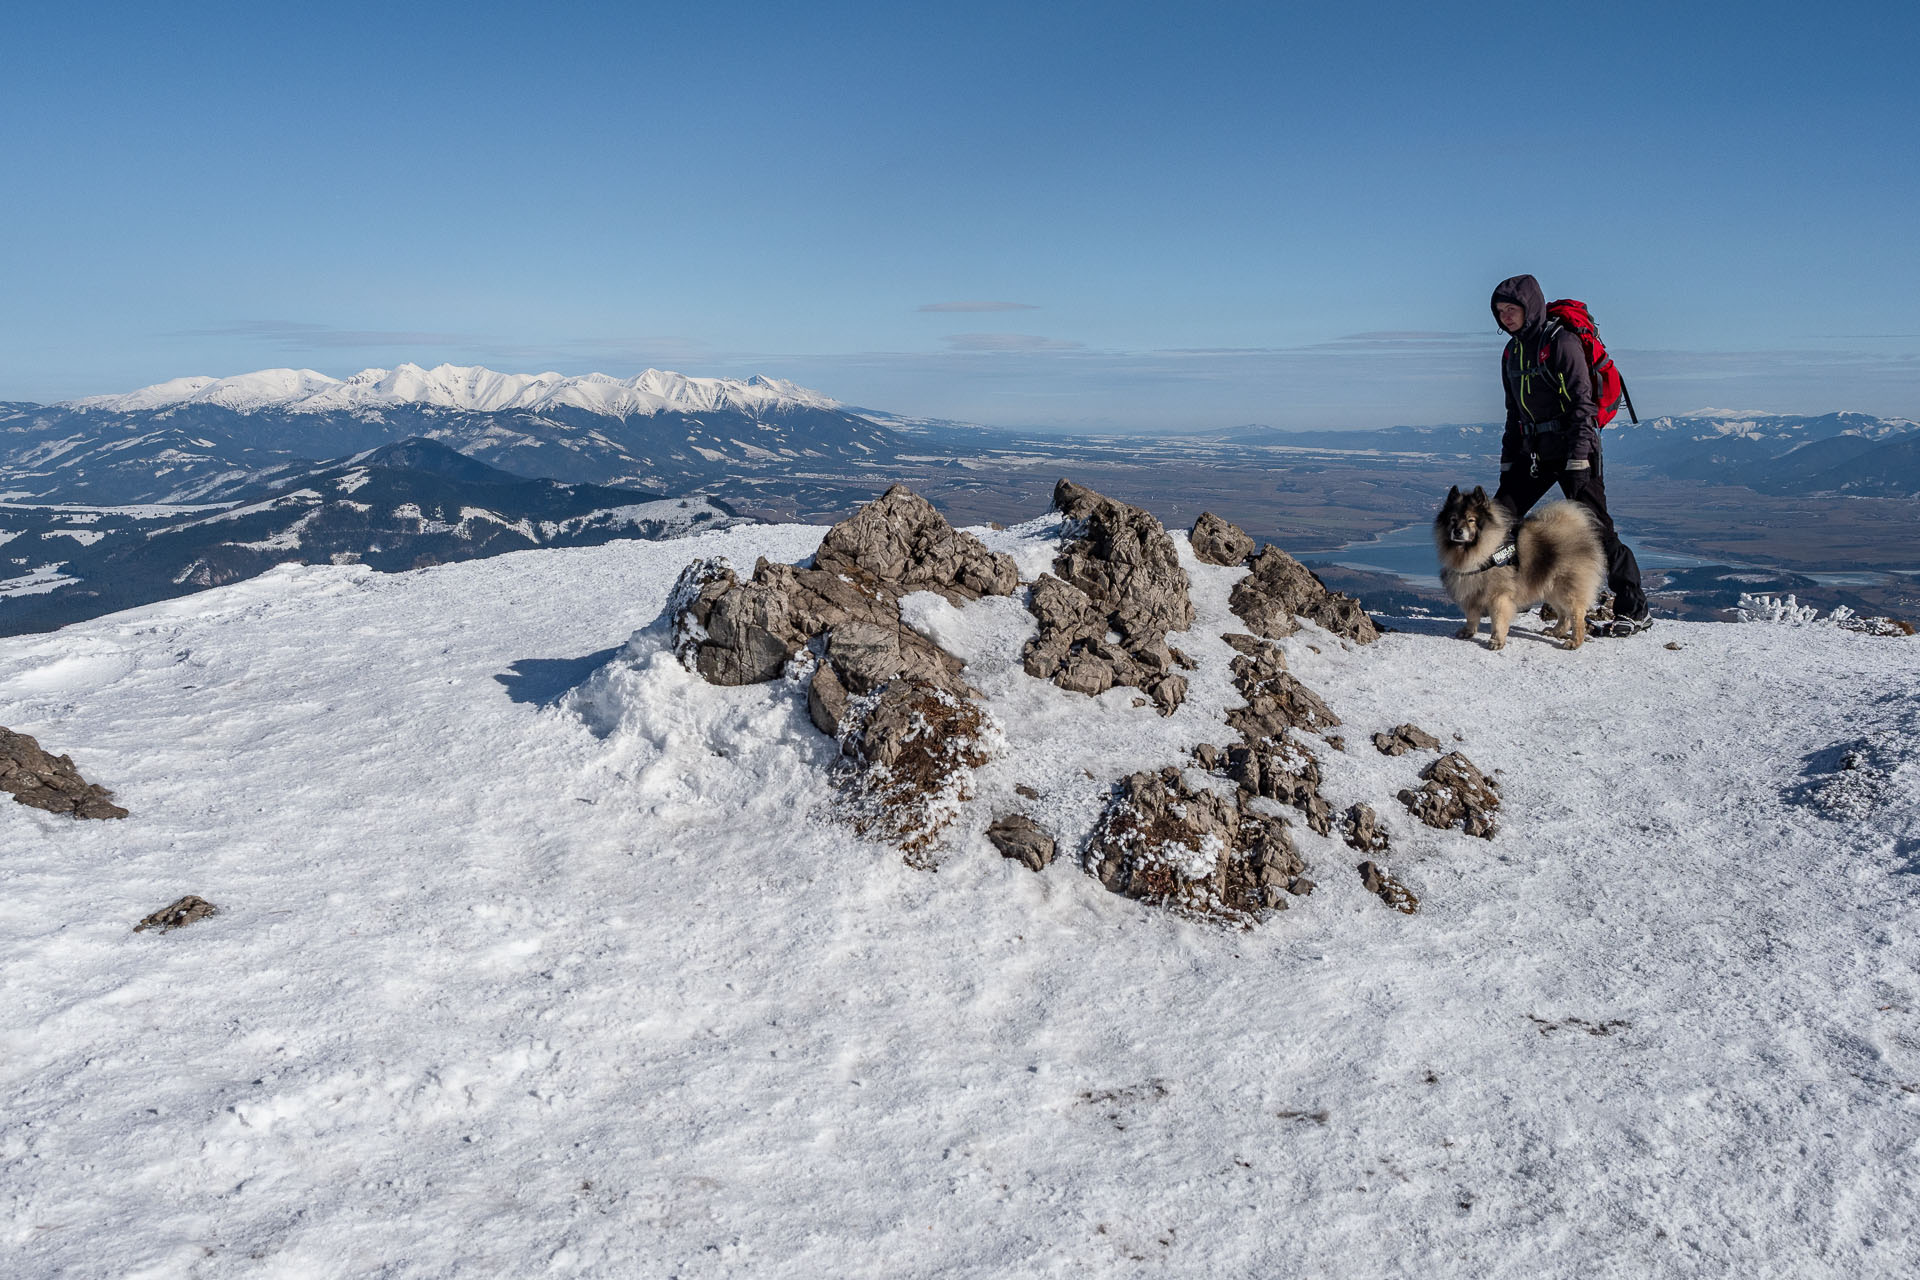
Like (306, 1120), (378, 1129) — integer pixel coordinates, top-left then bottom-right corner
(67, 364), (842, 419)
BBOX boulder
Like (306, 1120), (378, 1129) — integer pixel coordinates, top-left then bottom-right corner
(987, 814), (1057, 871)
(1085, 766), (1305, 919)
(1358, 861), (1419, 913)
(1226, 736), (1333, 835)
(1398, 751), (1501, 839)
(1342, 802), (1391, 854)
(1, 727), (128, 820)
(133, 895), (217, 933)
(1023, 481), (1194, 714)
(1229, 545), (1379, 644)
(813, 484), (1018, 603)
(1373, 723), (1442, 756)
(1189, 512), (1255, 567)
(1226, 640), (1339, 743)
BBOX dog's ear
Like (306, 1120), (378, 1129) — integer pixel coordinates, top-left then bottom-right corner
(1447, 484), (1460, 500)
(1470, 485), (1487, 501)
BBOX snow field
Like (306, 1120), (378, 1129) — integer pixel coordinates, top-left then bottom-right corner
(1, 522), (1916, 1278)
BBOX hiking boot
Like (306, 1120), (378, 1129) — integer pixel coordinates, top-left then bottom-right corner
(1601, 611), (1654, 638)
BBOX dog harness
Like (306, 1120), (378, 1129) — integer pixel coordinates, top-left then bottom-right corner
(1455, 535), (1519, 575)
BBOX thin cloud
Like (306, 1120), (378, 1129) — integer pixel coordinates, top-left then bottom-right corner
(942, 332), (1084, 353)
(918, 301), (1041, 313)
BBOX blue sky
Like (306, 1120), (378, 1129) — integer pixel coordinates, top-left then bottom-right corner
(4, 0), (1915, 427)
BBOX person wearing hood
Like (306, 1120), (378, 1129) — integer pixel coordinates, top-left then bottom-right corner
(1489, 273), (1652, 635)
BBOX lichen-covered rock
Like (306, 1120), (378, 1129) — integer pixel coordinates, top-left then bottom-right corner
(1398, 751), (1501, 839)
(1225, 639), (1340, 743)
(837, 680), (1001, 867)
(1225, 736), (1333, 836)
(813, 484), (1018, 602)
(1, 727), (128, 820)
(987, 814), (1057, 871)
(1373, 723), (1442, 756)
(134, 895), (217, 933)
(1024, 481), (1194, 715)
(1229, 545), (1379, 644)
(1189, 512), (1255, 567)
(1358, 861), (1419, 913)
(1342, 802), (1391, 854)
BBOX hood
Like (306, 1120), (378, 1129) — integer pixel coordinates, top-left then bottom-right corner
(1491, 274), (1547, 333)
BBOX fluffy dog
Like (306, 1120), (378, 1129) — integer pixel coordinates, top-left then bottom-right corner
(1433, 486), (1606, 650)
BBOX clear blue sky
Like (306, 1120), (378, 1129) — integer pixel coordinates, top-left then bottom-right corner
(4, 0), (1915, 427)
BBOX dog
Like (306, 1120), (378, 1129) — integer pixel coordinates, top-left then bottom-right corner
(1433, 485), (1606, 650)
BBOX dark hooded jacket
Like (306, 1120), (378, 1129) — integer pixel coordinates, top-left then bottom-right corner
(1491, 274), (1598, 471)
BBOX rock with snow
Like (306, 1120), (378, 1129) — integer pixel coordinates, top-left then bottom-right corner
(1189, 512), (1255, 567)
(133, 896), (217, 933)
(987, 814), (1057, 871)
(1023, 480), (1193, 714)
(1223, 633), (1340, 743)
(1226, 735), (1335, 836)
(1342, 803), (1392, 854)
(0, 727), (127, 820)
(836, 680), (1000, 867)
(1398, 751), (1501, 839)
(1358, 861), (1419, 914)
(1372, 723), (1441, 756)
(1230, 545), (1379, 645)
(813, 484), (1017, 603)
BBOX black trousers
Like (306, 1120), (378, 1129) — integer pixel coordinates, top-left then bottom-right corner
(1493, 447), (1647, 616)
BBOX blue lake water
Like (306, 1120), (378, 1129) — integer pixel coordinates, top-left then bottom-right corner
(1303, 523), (1912, 591)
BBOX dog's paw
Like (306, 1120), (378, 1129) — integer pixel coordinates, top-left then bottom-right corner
(1488, 634), (1507, 650)
(1454, 625), (1478, 640)
(1564, 635), (1585, 650)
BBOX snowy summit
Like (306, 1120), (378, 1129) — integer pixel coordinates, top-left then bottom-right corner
(67, 364), (841, 419)
(4, 480), (1917, 1277)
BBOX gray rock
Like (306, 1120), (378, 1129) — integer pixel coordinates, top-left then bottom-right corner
(133, 895), (216, 933)
(1190, 512), (1256, 566)
(1226, 736), (1334, 835)
(1229, 545), (1379, 644)
(1372, 723), (1442, 756)
(988, 814), (1057, 871)
(1226, 641), (1340, 743)
(1398, 751), (1501, 839)
(1, 726), (128, 820)
(808, 662), (850, 737)
(1023, 481), (1195, 715)
(1358, 861), (1419, 913)
(813, 484), (1018, 602)
(1342, 802), (1391, 854)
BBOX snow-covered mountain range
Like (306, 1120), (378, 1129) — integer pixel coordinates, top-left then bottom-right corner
(69, 364), (841, 420)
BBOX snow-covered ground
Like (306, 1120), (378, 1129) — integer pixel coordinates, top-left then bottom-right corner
(3, 521), (1917, 1278)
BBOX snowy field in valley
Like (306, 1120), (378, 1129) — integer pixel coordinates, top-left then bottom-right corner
(4, 519), (1918, 1278)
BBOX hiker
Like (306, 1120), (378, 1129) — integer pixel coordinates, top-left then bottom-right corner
(1489, 273), (1652, 636)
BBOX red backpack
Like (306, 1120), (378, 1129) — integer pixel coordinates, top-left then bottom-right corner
(1543, 300), (1638, 426)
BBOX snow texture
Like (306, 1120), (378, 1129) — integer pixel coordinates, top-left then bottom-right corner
(3, 521), (1918, 1278)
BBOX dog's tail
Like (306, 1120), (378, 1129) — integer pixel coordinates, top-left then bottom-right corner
(1528, 500), (1601, 550)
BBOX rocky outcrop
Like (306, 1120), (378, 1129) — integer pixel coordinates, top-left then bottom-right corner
(814, 485), (1019, 602)
(134, 895), (217, 933)
(1225, 736), (1334, 836)
(1229, 545), (1379, 645)
(1373, 723), (1441, 756)
(1, 727), (128, 820)
(1399, 751), (1501, 839)
(1085, 767), (1305, 920)
(1358, 861), (1419, 913)
(1189, 512), (1255, 567)
(837, 680), (999, 867)
(987, 814), (1057, 871)
(1023, 481), (1193, 715)
(1222, 633), (1340, 743)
